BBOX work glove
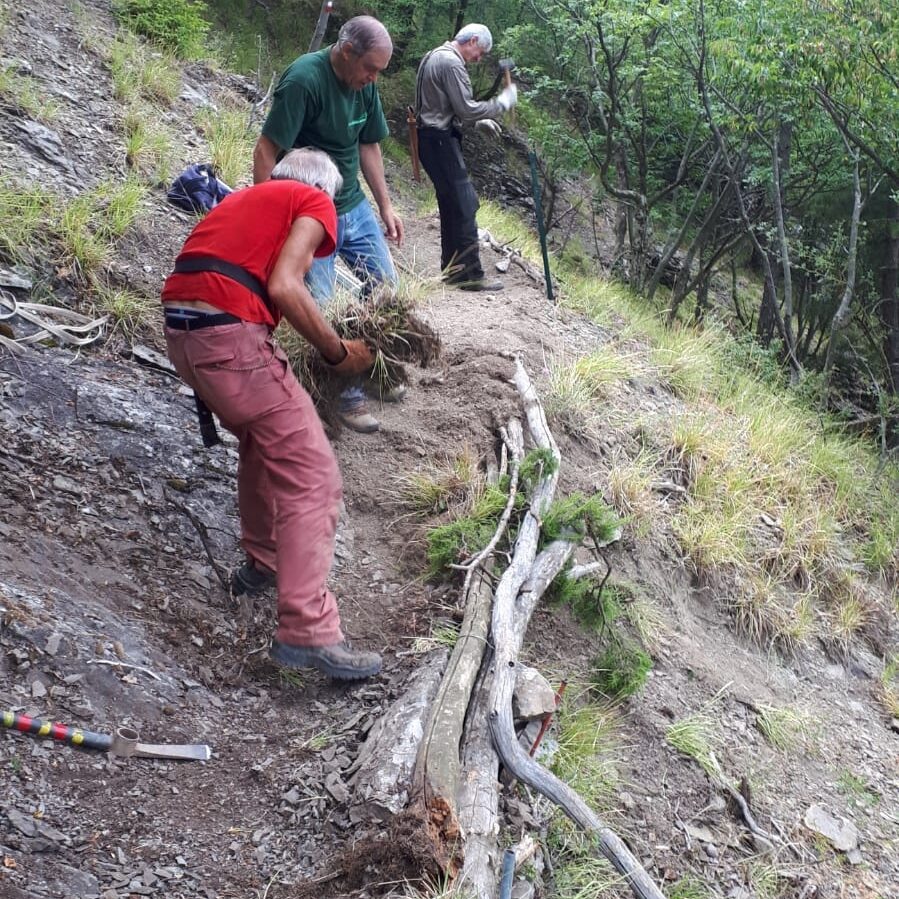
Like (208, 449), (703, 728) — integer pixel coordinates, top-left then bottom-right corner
(325, 339), (375, 376)
(475, 118), (502, 138)
(497, 84), (518, 111)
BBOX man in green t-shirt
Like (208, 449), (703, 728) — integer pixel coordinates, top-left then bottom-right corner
(253, 16), (404, 433)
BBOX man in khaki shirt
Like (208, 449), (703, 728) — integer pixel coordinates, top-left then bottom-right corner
(415, 24), (518, 291)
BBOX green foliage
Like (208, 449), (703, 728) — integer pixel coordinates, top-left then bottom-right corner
(113, 0), (209, 58)
(425, 483), (516, 578)
(542, 492), (619, 544)
(548, 575), (621, 633)
(518, 446), (558, 487)
(591, 639), (652, 700)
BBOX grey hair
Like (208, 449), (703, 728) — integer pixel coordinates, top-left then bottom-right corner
(271, 148), (343, 199)
(455, 23), (493, 52)
(336, 15), (392, 55)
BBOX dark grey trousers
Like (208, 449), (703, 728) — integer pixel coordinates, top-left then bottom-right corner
(418, 127), (484, 282)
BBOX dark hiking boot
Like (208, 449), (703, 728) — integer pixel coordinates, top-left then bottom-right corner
(270, 638), (382, 680)
(231, 561), (276, 596)
(455, 278), (504, 292)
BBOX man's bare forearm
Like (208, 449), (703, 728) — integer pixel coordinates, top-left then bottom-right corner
(253, 135), (281, 184)
(359, 142), (392, 212)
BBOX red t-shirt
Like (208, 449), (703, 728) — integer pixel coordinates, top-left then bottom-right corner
(161, 180), (337, 327)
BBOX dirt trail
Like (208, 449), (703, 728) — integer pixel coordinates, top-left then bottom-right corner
(2, 2), (898, 898)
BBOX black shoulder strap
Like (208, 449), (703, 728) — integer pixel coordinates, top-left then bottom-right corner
(173, 256), (270, 304)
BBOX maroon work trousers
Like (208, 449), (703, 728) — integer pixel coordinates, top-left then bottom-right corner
(165, 321), (343, 647)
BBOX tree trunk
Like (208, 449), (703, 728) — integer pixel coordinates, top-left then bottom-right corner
(881, 198), (899, 448)
(823, 147), (863, 376)
(771, 120), (795, 350)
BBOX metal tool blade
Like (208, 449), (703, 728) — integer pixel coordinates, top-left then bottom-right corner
(135, 742), (211, 761)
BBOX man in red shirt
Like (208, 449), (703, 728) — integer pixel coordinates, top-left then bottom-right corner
(162, 148), (382, 680)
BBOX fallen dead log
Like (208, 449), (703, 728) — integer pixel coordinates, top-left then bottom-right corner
(410, 569), (495, 854)
(348, 649), (448, 822)
(481, 359), (666, 899)
(411, 423), (524, 862)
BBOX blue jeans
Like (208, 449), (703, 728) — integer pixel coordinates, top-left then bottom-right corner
(306, 197), (397, 409)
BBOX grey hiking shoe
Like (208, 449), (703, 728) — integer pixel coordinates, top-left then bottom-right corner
(270, 639), (382, 680)
(231, 561), (276, 596)
(337, 398), (380, 433)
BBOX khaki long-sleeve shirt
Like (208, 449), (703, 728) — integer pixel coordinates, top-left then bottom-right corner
(415, 42), (503, 130)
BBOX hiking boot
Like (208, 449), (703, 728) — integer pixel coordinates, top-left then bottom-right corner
(455, 278), (504, 292)
(231, 560), (276, 596)
(337, 397), (380, 433)
(270, 638), (382, 680)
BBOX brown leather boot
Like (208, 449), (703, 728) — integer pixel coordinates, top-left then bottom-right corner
(270, 639), (382, 680)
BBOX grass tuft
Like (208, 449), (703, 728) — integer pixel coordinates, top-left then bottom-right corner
(109, 32), (181, 104)
(551, 693), (620, 809)
(123, 104), (176, 182)
(755, 704), (811, 752)
(0, 181), (53, 265)
(392, 447), (483, 517)
(881, 655), (899, 718)
(196, 104), (255, 188)
(411, 621), (460, 654)
(89, 280), (156, 338)
(665, 712), (721, 775)
(669, 876), (713, 899)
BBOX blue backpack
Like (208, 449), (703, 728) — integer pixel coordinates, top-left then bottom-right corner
(167, 163), (232, 214)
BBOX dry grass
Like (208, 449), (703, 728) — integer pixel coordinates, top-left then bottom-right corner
(755, 703), (814, 752)
(391, 446), (484, 517)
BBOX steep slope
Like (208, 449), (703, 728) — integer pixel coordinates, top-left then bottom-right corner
(1, 3), (897, 899)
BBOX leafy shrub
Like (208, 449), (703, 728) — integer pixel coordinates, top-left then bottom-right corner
(113, 0), (209, 58)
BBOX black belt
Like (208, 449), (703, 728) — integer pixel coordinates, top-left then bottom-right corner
(173, 255), (270, 303)
(164, 311), (242, 331)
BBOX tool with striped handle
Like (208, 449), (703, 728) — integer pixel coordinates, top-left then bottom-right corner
(2, 711), (211, 760)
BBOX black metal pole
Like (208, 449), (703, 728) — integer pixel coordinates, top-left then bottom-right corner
(528, 147), (554, 303)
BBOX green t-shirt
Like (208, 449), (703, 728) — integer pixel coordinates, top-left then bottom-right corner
(262, 48), (389, 214)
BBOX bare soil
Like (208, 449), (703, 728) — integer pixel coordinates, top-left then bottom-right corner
(1, 3), (897, 899)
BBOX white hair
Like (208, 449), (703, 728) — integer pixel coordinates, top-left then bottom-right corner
(455, 23), (493, 52)
(271, 148), (343, 199)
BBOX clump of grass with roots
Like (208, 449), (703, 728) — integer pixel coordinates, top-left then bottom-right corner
(278, 283), (441, 425)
